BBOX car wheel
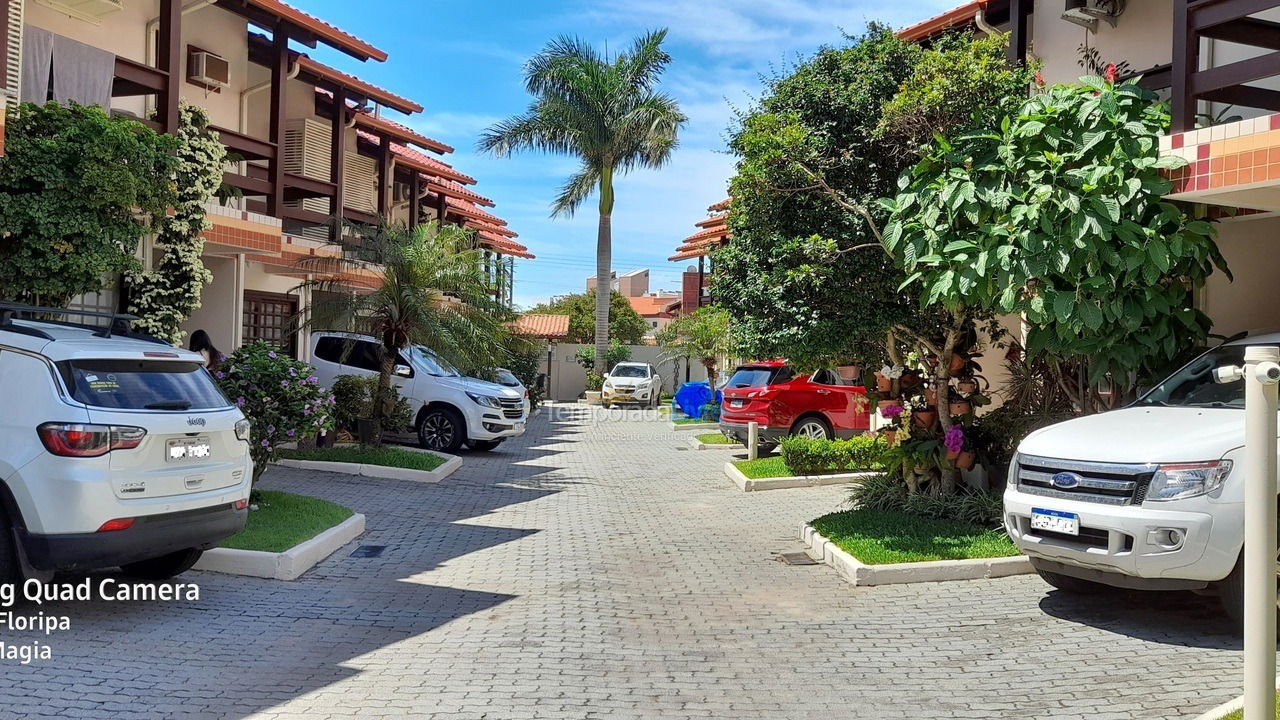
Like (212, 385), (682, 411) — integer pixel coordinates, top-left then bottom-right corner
(121, 548), (202, 580)
(791, 417), (831, 440)
(418, 407), (465, 453)
(1035, 568), (1112, 595)
(466, 439), (503, 452)
(0, 514), (18, 585)
(1218, 547), (1280, 636)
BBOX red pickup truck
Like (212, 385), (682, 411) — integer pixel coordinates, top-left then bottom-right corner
(719, 360), (870, 451)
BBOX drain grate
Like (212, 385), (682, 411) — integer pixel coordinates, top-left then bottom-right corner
(350, 545), (387, 558)
(777, 551), (818, 566)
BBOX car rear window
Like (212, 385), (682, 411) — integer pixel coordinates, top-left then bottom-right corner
(57, 359), (230, 410)
(726, 366), (791, 388)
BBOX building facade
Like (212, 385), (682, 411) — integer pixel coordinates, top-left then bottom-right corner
(1, 0), (531, 358)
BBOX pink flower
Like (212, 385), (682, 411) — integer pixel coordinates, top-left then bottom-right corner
(882, 404), (905, 419)
(1103, 63), (1117, 84)
(945, 425), (965, 454)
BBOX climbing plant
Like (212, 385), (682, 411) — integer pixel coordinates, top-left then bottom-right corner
(125, 103), (225, 344)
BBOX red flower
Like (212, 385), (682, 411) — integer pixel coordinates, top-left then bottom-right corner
(1034, 71), (1044, 86)
(1103, 63), (1117, 84)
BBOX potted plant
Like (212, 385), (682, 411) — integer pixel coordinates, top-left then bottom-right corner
(875, 364), (901, 393)
(947, 352), (967, 374)
(899, 369), (923, 390)
(912, 406), (938, 429)
(923, 387), (937, 405)
(948, 390), (971, 416)
(880, 402), (905, 420)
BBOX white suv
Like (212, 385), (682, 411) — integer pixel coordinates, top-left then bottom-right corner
(601, 362), (661, 407)
(0, 306), (251, 583)
(1004, 334), (1280, 623)
(309, 332), (526, 453)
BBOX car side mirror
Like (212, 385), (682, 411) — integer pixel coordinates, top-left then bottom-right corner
(393, 364), (413, 378)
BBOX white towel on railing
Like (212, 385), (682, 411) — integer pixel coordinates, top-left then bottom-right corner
(52, 33), (114, 109)
(19, 25), (52, 104)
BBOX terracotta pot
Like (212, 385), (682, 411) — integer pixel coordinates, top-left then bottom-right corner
(882, 429), (897, 445)
(877, 399), (898, 411)
(838, 364), (861, 381)
(956, 379), (979, 395)
(948, 400), (971, 416)
(900, 373), (922, 389)
(875, 374), (892, 393)
(955, 450), (976, 470)
(946, 448), (961, 462)
(913, 409), (938, 429)
(923, 388), (937, 405)
(947, 353), (967, 374)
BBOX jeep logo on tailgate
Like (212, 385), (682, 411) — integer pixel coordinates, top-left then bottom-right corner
(187, 417), (206, 427)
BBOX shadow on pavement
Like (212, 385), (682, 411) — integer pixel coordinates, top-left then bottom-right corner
(1037, 587), (1241, 650)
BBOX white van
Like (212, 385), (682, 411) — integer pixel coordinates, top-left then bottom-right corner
(309, 332), (526, 453)
(0, 306), (251, 583)
(1004, 334), (1280, 623)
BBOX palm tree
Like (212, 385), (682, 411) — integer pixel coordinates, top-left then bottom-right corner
(481, 30), (685, 372)
(298, 221), (509, 445)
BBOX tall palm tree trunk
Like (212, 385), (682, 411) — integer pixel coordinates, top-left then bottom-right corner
(594, 170), (615, 373)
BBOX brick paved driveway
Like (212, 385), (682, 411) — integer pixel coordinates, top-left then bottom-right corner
(0, 405), (1250, 719)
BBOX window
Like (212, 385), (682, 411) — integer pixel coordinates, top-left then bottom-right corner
(726, 366), (791, 389)
(242, 291), (299, 358)
(58, 359), (229, 410)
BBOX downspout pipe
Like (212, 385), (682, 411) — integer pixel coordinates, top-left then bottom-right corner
(974, 8), (998, 36)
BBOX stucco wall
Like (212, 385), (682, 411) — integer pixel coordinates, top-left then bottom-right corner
(182, 254), (238, 353)
(1031, 2), (1172, 86)
(1199, 216), (1280, 339)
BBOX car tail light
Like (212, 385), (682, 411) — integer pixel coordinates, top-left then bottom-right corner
(37, 423), (146, 457)
(96, 517), (135, 532)
(234, 499), (248, 511)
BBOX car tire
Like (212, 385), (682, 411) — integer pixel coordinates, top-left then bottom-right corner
(121, 548), (203, 580)
(466, 439), (503, 452)
(0, 514), (18, 585)
(790, 416), (832, 440)
(1218, 548), (1280, 636)
(1034, 568), (1112, 594)
(418, 407), (465, 453)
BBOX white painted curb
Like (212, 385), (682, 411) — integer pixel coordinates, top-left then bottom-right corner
(688, 436), (744, 451)
(195, 513), (366, 581)
(724, 462), (875, 492)
(669, 421), (720, 431)
(799, 523), (1032, 586)
(272, 450), (461, 483)
(1192, 680), (1280, 720)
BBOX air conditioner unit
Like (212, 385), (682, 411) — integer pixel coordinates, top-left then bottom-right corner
(188, 50), (230, 90)
(1063, 0), (1126, 31)
(35, 0), (122, 24)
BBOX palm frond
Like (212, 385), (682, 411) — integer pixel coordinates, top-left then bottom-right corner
(551, 163), (601, 218)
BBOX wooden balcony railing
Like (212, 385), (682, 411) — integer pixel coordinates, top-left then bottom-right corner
(1173, 0), (1280, 131)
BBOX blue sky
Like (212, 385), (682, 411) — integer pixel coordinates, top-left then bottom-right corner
(292, 0), (957, 308)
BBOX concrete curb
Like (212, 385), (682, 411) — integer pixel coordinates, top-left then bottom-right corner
(194, 513), (366, 581)
(272, 450), (462, 483)
(1192, 680), (1280, 719)
(688, 436), (745, 451)
(669, 421), (720, 431)
(724, 462), (875, 492)
(799, 523), (1033, 586)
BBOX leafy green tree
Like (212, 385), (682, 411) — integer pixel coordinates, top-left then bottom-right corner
(301, 221), (511, 445)
(481, 31), (686, 373)
(574, 339), (631, 372)
(528, 289), (649, 344)
(657, 306), (733, 391)
(0, 102), (178, 306)
(883, 77), (1226, 411)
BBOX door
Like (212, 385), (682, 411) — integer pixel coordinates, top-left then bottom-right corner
(242, 291), (299, 357)
(811, 369), (869, 434)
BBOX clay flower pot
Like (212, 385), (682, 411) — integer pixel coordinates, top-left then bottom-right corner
(875, 373), (892, 393)
(955, 450), (976, 470)
(913, 409), (938, 429)
(882, 429), (897, 445)
(877, 399), (898, 412)
(956, 378), (979, 395)
(948, 400), (971, 416)
(946, 448), (961, 462)
(947, 353), (968, 375)
(900, 373), (922, 390)
(923, 388), (937, 405)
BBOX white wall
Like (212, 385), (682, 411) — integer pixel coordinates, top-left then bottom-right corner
(1032, 3), (1173, 86)
(546, 343), (711, 402)
(1200, 216), (1280, 339)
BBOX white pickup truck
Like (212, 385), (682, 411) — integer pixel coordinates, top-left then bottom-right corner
(1003, 334), (1276, 624)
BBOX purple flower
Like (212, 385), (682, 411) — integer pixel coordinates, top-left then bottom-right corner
(214, 370), (225, 379)
(945, 426), (965, 454)
(289, 368), (297, 377)
(267, 425), (275, 434)
(268, 351), (277, 359)
(236, 396), (245, 406)
(286, 429), (295, 437)
(882, 404), (905, 419)
(260, 439), (269, 447)
(218, 353), (227, 361)
(281, 380), (289, 387)
(307, 375), (318, 384)
(303, 407), (311, 416)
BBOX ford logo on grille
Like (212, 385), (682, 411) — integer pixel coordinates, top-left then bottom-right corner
(1051, 472), (1082, 489)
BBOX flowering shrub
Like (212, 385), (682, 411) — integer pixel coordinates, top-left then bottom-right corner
(215, 341), (335, 482)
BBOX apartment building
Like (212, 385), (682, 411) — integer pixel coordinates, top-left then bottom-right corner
(0, 0), (531, 358)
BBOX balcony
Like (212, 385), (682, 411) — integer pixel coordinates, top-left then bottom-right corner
(1173, 0), (1280, 131)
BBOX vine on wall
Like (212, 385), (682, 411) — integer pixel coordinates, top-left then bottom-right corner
(126, 102), (226, 344)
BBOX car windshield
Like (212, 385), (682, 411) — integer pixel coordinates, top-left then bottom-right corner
(495, 369), (521, 386)
(411, 347), (460, 377)
(1137, 344), (1251, 409)
(611, 365), (648, 378)
(58, 359), (230, 410)
(726, 366), (788, 389)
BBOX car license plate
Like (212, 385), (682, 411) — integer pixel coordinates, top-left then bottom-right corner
(167, 436), (212, 462)
(729, 399), (745, 408)
(1031, 508), (1079, 536)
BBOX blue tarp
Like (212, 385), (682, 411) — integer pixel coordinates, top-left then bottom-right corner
(674, 381), (721, 421)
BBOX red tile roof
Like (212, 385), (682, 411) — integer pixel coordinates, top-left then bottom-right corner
(296, 55), (421, 114)
(670, 199), (731, 261)
(708, 198), (731, 212)
(356, 130), (477, 185)
(695, 212), (727, 229)
(628, 295), (681, 317)
(446, 196), (506, 226)
(427, 179), (493, 207)
(464, 219), (517, 238)
(898, 1), (985, 41)
(478, 231), (533, 259)
(247, 0), (388, 62)
(511, 313), (569, 339)
(315, 88), (450, 153)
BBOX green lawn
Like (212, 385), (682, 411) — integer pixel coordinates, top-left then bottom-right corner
(1218, 698), (1280, 719)
(278, 445), (445, 471)
(733, 456), (794, 478)
(695, 432), (733, 445)
(810, 508), (1019, 565)
(673, 416), (713, 425)
(221, 490), (354, 553)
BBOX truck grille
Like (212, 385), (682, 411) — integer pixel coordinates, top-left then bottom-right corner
(1015, 454), (1156, 506)
(498, 398), (524, 419)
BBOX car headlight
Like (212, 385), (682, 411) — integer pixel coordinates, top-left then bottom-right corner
(466, 392), (501, 409)
(1147, 460), (1232, 501)
(235, 418), (251, 442)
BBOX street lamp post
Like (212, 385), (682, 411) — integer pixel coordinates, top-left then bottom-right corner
(1243, 345), (1279, 719)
